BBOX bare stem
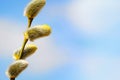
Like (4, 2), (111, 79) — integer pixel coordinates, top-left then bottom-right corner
(27, 18), (33, 29)
(19, 18), (33, 59)
(10, 78), (15, 80)
(19, 38), (28, 59)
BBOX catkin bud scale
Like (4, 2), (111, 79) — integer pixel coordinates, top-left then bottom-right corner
(24, 0), (46, 18)
(25, 24), (51, 41)
(6, 60), (28, 78)
(13, 44), (37, 60)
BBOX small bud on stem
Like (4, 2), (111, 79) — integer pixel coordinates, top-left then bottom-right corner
(24, 0), (46, 19)
(6, 60), (28, 79)
(13, 44), (37, 60)
(25, 24), (51, 41)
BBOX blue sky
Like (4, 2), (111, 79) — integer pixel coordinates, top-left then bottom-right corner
(0, 0), (120, 80)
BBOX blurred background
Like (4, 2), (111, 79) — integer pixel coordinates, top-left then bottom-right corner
(0, 0), (120, 80)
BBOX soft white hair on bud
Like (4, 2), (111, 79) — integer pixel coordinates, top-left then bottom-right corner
(24, 0), (46, 18)
(25, 24), (51, 41)
(6, 60), (28, 78)
(13, 44), (37, 60)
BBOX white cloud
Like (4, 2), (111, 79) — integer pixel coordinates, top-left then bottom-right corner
(74, 53), (120, 80)
(0, 19), (68, 73)
(0, 18), (23, 57)
(27, 39), (69, 73)
(66, 0), (120, 36)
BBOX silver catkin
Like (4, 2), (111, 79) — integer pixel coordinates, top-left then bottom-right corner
(25, 24), (51, 41)
(13, 44), (37, 60)
(6, 60), (28, 78)
(24, 0), (46, 19)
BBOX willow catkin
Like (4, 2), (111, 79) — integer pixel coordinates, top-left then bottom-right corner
(6, 60), (28, 78)
(24, 24), (51, 41)
(13, 44), (37, 60)
(24, 0), (46, 19)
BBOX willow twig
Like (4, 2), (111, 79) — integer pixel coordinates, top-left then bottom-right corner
(10, 78), (15, 80)
(19, 18), (33, 59)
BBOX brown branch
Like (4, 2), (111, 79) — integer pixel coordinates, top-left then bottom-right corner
(19, 18), (33, 59)
(10, 78), (15, 80)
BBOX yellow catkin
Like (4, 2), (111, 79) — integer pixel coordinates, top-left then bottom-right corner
(13, 44), (37, 60)
(6, 60), (28, 78)
(25, 24), (51, 41)
(24, 0), (46, 18)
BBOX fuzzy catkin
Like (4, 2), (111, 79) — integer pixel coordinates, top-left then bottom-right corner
(6, 60), (28, 78)
(24, 0), (46, 18)
(25, 24), (51, 41)
(13, 44), (37, 60)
